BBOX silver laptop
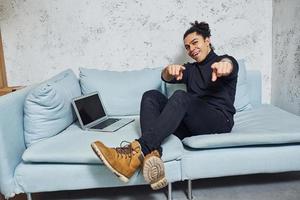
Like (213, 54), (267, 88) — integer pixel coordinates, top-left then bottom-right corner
(72, 92), (134, 132)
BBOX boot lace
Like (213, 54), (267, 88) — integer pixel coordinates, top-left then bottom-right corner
(115, 141), (139, 159)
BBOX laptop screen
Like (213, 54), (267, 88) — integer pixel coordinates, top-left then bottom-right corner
(74, 93), (106, 126)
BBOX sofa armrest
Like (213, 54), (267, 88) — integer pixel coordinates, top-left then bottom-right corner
(0, 86), (32, 198)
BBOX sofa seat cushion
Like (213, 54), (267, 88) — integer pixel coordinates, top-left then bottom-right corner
(183, 104), (300, 149)
(22, 116), (184, 164)
(14, 160), (181, 193)
(181, 144), (300, 180)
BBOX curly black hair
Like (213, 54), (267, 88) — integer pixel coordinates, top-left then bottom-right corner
(183, 21), (214, 49)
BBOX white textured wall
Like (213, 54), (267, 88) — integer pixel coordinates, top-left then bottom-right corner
(0, 0), (272, 103)
(272, 0), (300, 115)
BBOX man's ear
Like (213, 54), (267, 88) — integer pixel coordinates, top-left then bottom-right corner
(205, 37), (211, 46)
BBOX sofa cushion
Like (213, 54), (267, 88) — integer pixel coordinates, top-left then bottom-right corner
(181, 144), (300, 180)
(182, 104), (300, 149)
(22, 116), (184, 163)
(247, 70), (262, 107)
(79, 68), (163, 116)
(234, 59), (252, 111)
(165, 59), (252, 112)
(24, 69), (81, 147)
(14, 160), (182, 192)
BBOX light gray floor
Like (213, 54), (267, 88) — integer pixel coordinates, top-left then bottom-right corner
(32, 172), (300, 200)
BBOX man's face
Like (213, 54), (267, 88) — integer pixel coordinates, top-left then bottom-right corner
(184, 32), (211, 62)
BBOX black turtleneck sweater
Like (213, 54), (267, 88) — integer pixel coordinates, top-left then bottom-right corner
(163, 50), (239, 120)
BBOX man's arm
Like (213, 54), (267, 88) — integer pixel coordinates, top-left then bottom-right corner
(220, 57), (233, 65)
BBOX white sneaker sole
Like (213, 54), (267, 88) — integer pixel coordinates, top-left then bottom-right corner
(143, 156), (168, 190)
(91, 142), (129, 183)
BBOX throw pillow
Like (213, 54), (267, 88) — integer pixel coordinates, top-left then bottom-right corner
(24, 69), (81, 147)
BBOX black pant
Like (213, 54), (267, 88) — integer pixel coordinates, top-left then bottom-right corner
(137, 90), (233, 156)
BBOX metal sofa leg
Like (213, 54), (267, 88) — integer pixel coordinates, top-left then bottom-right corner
(26, 193), (32, 200)
(168, 182), (172, 200)
(188, 179), (193, 200)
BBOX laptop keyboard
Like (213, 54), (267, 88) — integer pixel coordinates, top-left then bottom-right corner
(91, 118), (120, 129)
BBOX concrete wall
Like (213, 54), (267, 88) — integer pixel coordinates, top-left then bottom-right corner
(0, 0), (272, 103)
(272, 0), (300, 115)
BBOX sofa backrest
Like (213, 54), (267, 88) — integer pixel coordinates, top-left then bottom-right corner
(79, 67), (163, 116)
(247, 70), (262, 107)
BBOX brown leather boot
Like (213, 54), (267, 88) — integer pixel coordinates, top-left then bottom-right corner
(91, 140), (144, 183)
(142, 150), (168, 190)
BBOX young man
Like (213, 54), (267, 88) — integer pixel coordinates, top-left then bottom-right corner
(91, 21), (238, 190)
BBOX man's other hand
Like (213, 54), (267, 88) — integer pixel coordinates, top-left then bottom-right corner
(165, 65), (186, 80)
(211, 59), (233, 82)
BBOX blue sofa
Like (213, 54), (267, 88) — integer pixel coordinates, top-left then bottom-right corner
(1, 62), (300, 200)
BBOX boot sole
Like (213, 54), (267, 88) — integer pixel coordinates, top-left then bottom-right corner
(91, 142), (129, 183)
(151, 177), (168, 190)
(143, 156), (168, 190)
